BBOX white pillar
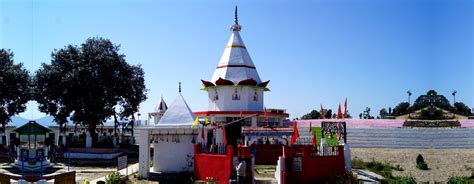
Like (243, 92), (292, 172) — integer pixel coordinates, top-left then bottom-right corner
(113, 138), (117, 147)
(251, 117), (257, 127)
(85, 132), (92, 148)
(139, 130), (150, 178)
(343, 142), (352, 172)
(215, 128), (223, 144)
(152, 143), (159, 172)
(62, 134), (67, 147)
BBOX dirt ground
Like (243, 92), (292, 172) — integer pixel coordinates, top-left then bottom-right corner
(351, 148), (474, 182)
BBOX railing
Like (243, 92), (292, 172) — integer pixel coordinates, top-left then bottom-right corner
(290, 145), (340, 157)
(196, 143), (227, 155)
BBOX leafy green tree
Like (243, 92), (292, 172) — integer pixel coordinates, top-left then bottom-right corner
(0, 49), (30, 133)
(324, 109), (332, 119)
(301, 110), (321, 119)
(453, 102), (472, 116)
(392, 102), (410, 116)
(34, 37), (147, 147)
(379, 108), (388, 118)
(411, 90), (452, 111)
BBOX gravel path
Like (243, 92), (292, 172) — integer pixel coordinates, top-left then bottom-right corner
(351, 148), (474, 182)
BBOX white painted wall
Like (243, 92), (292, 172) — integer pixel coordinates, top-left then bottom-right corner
(208, 86), (264, 112)
(138, 130), (150, 178)
(153, 135), (195, 173)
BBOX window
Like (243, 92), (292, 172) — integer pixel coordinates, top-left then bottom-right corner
(253, 91), (258, 101)
(232, 89), (240, 100)
(213, 91), (219, 101)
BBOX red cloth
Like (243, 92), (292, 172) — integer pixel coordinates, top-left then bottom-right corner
(343, 98), (348, 118)
(337, 103), (342, 119)
(290, 121), (299, 145)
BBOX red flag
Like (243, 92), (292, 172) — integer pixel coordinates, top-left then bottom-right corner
(290, 121), (299, 145)
(222, 127), (227, 145)
(320, 104), (325, 119)
(343, 98), (348, 119)
(309, 122), (312, 133)
(312, 131), (317, 147)
(337, 103), (342, 119)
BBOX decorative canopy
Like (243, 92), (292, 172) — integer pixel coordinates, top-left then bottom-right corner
(156, 93), (196, 126)
(210, 6), (262, 85)
(14, 121), (50, 135)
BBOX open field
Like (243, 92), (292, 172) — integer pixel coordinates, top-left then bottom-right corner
(351, 148), (474, 182)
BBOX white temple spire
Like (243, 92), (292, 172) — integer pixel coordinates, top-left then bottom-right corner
(210, 7), (262, 84)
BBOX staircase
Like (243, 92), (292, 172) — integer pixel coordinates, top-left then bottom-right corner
(346, 128), (474, 148)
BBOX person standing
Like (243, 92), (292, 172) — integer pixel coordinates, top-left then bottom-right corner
(236, 157), (246, 184)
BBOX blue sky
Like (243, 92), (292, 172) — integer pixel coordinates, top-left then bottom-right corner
(1, 0), (473, 120)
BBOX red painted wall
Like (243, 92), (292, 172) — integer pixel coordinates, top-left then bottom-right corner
(251, 144), (283, 165)
(194, 145), (233, 184)
(282, 145), (346, 184)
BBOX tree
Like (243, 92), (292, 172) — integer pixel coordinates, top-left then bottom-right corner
(34, 37), (147, 147)
(301, 110), (321, 120)
(453, 102), (472, 116)
(411, 90), (452, 112)
(361, 107), (373, 119)
(0, 49), (30, 133)
(379, 108), (388, 118)
(392, 102), (410, 116)
(324, 109), (333, 119)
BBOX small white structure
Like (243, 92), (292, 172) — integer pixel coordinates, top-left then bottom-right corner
(148, 97), (168, 125)
(137, 90), (197, 178)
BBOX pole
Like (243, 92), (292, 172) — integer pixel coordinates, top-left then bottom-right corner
(68, 152), (71, 171)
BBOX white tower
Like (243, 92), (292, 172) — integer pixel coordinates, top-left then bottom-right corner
(202, 7), (269, 112)
(148, 97), (168, 124)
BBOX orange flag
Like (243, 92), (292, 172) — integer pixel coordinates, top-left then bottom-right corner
(337, 103), (342, 119)
(290, 120), (299, 145)
(343, 98), (348, 118)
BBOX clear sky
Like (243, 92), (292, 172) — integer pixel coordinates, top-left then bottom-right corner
(1, 0), (473, 120)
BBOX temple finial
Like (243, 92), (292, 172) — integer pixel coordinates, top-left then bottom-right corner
(179, 82), (182, 93)
(230, 6), (242, 32)
(234, 6), (239, 25)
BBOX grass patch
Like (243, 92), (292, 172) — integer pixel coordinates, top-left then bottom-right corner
(352, 159), (417, 183)
(310, 127), (339, 145)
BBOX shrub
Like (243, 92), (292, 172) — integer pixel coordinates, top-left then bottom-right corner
(447, 176), (468, 184)
(416, 154), (424, 164)
(416, 162), (429, 170)
(398, 176), (417, 184)
(105, 172), (122, 184)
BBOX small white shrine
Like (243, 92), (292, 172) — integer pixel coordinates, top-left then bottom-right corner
(138, 87), (197, 177)
(148, 97), (168, 125)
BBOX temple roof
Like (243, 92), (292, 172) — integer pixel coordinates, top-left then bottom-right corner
(210, 7), (262, 84)
(14, 121), (50, 135)
(156, 93), (196, 126)
(154, 97), (168, 113)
